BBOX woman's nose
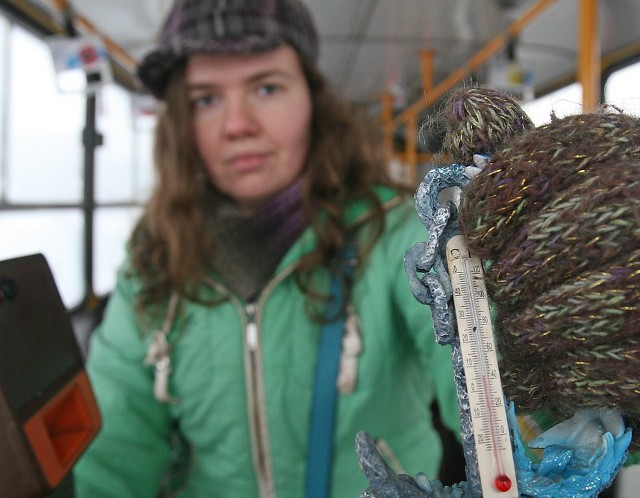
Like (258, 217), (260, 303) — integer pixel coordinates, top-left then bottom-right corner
(222, 97), (259, 138)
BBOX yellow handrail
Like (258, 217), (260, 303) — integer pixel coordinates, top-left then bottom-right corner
(579, 0), (600, 111)
(383, 0), (558, 182)
(392, 0), (557, 127)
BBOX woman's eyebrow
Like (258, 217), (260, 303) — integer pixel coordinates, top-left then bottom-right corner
(246, 69), (296, 83)
(186, 69), (295, 92)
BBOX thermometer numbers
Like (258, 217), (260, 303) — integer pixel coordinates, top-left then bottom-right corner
(446, 235), (519, 497)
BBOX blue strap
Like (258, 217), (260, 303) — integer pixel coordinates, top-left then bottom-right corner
(305, 239), (357, 498)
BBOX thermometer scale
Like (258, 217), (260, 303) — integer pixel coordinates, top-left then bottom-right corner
(445, 234), (519, 498)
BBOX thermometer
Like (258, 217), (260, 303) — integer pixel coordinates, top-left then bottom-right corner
(445, 234), (519, 498)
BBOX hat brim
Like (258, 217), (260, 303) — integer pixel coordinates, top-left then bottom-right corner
(137, 37), (290, 99)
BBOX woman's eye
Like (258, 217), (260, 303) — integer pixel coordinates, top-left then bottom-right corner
(191, 93), (219, 109)
(257, 83), (281, 96)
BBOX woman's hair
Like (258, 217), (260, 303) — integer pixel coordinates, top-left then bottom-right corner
(128, 52), (403, 320)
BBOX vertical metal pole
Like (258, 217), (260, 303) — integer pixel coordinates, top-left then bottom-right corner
(58, 1), (101, 306)
(82, 91), (98, 305)
(579, 0), (600, 110)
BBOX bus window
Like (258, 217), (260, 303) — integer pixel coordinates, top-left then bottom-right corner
(93, 85), (154, 298)
(0, 209), (85, 305)
(0, 21), (86, 307)
(0, 12), (154, 309)
(521, 59), (639, 127)
(93, 207), (140, 297)
(95, 85), (154, 203)
(7, 24), (84, 204)
(521, 82), (583, 126)
(605, 60), (640, 115)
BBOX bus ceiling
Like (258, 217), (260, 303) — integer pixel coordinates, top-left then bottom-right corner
(1, 0), (640, 134)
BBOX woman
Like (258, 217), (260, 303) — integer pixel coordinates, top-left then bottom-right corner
(73, 0), (460, 496)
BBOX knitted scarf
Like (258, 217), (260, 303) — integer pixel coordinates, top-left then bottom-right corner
(207, 179), (306, 301)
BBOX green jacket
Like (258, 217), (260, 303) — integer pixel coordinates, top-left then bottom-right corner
(74, 190), (461, 497)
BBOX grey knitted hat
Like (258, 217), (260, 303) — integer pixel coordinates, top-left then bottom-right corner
(137, 0), (319, 99)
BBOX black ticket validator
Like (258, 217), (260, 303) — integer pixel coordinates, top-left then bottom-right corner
(0, 254), (101, 498)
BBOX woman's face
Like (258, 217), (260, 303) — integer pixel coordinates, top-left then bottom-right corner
(186, 45), (313, 211)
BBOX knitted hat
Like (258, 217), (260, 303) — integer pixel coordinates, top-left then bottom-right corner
(444, 88), (640, 448)
(137, 0), (319, 99)
(438, 86), (535, 166)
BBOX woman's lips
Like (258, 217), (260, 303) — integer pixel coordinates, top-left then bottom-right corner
(227, 152), (269, 172)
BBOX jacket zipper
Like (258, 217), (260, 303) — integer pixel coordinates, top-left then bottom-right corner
(209, 243), (365, 496)
(239, 241), (365, 496)
(244, 302), (275, 498)
(202, 270), (292, 497)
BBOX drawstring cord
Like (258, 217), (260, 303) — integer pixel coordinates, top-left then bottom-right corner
(144, 293), (180, 404)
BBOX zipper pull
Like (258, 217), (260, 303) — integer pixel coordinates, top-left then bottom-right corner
(246, 303), (258, 351)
